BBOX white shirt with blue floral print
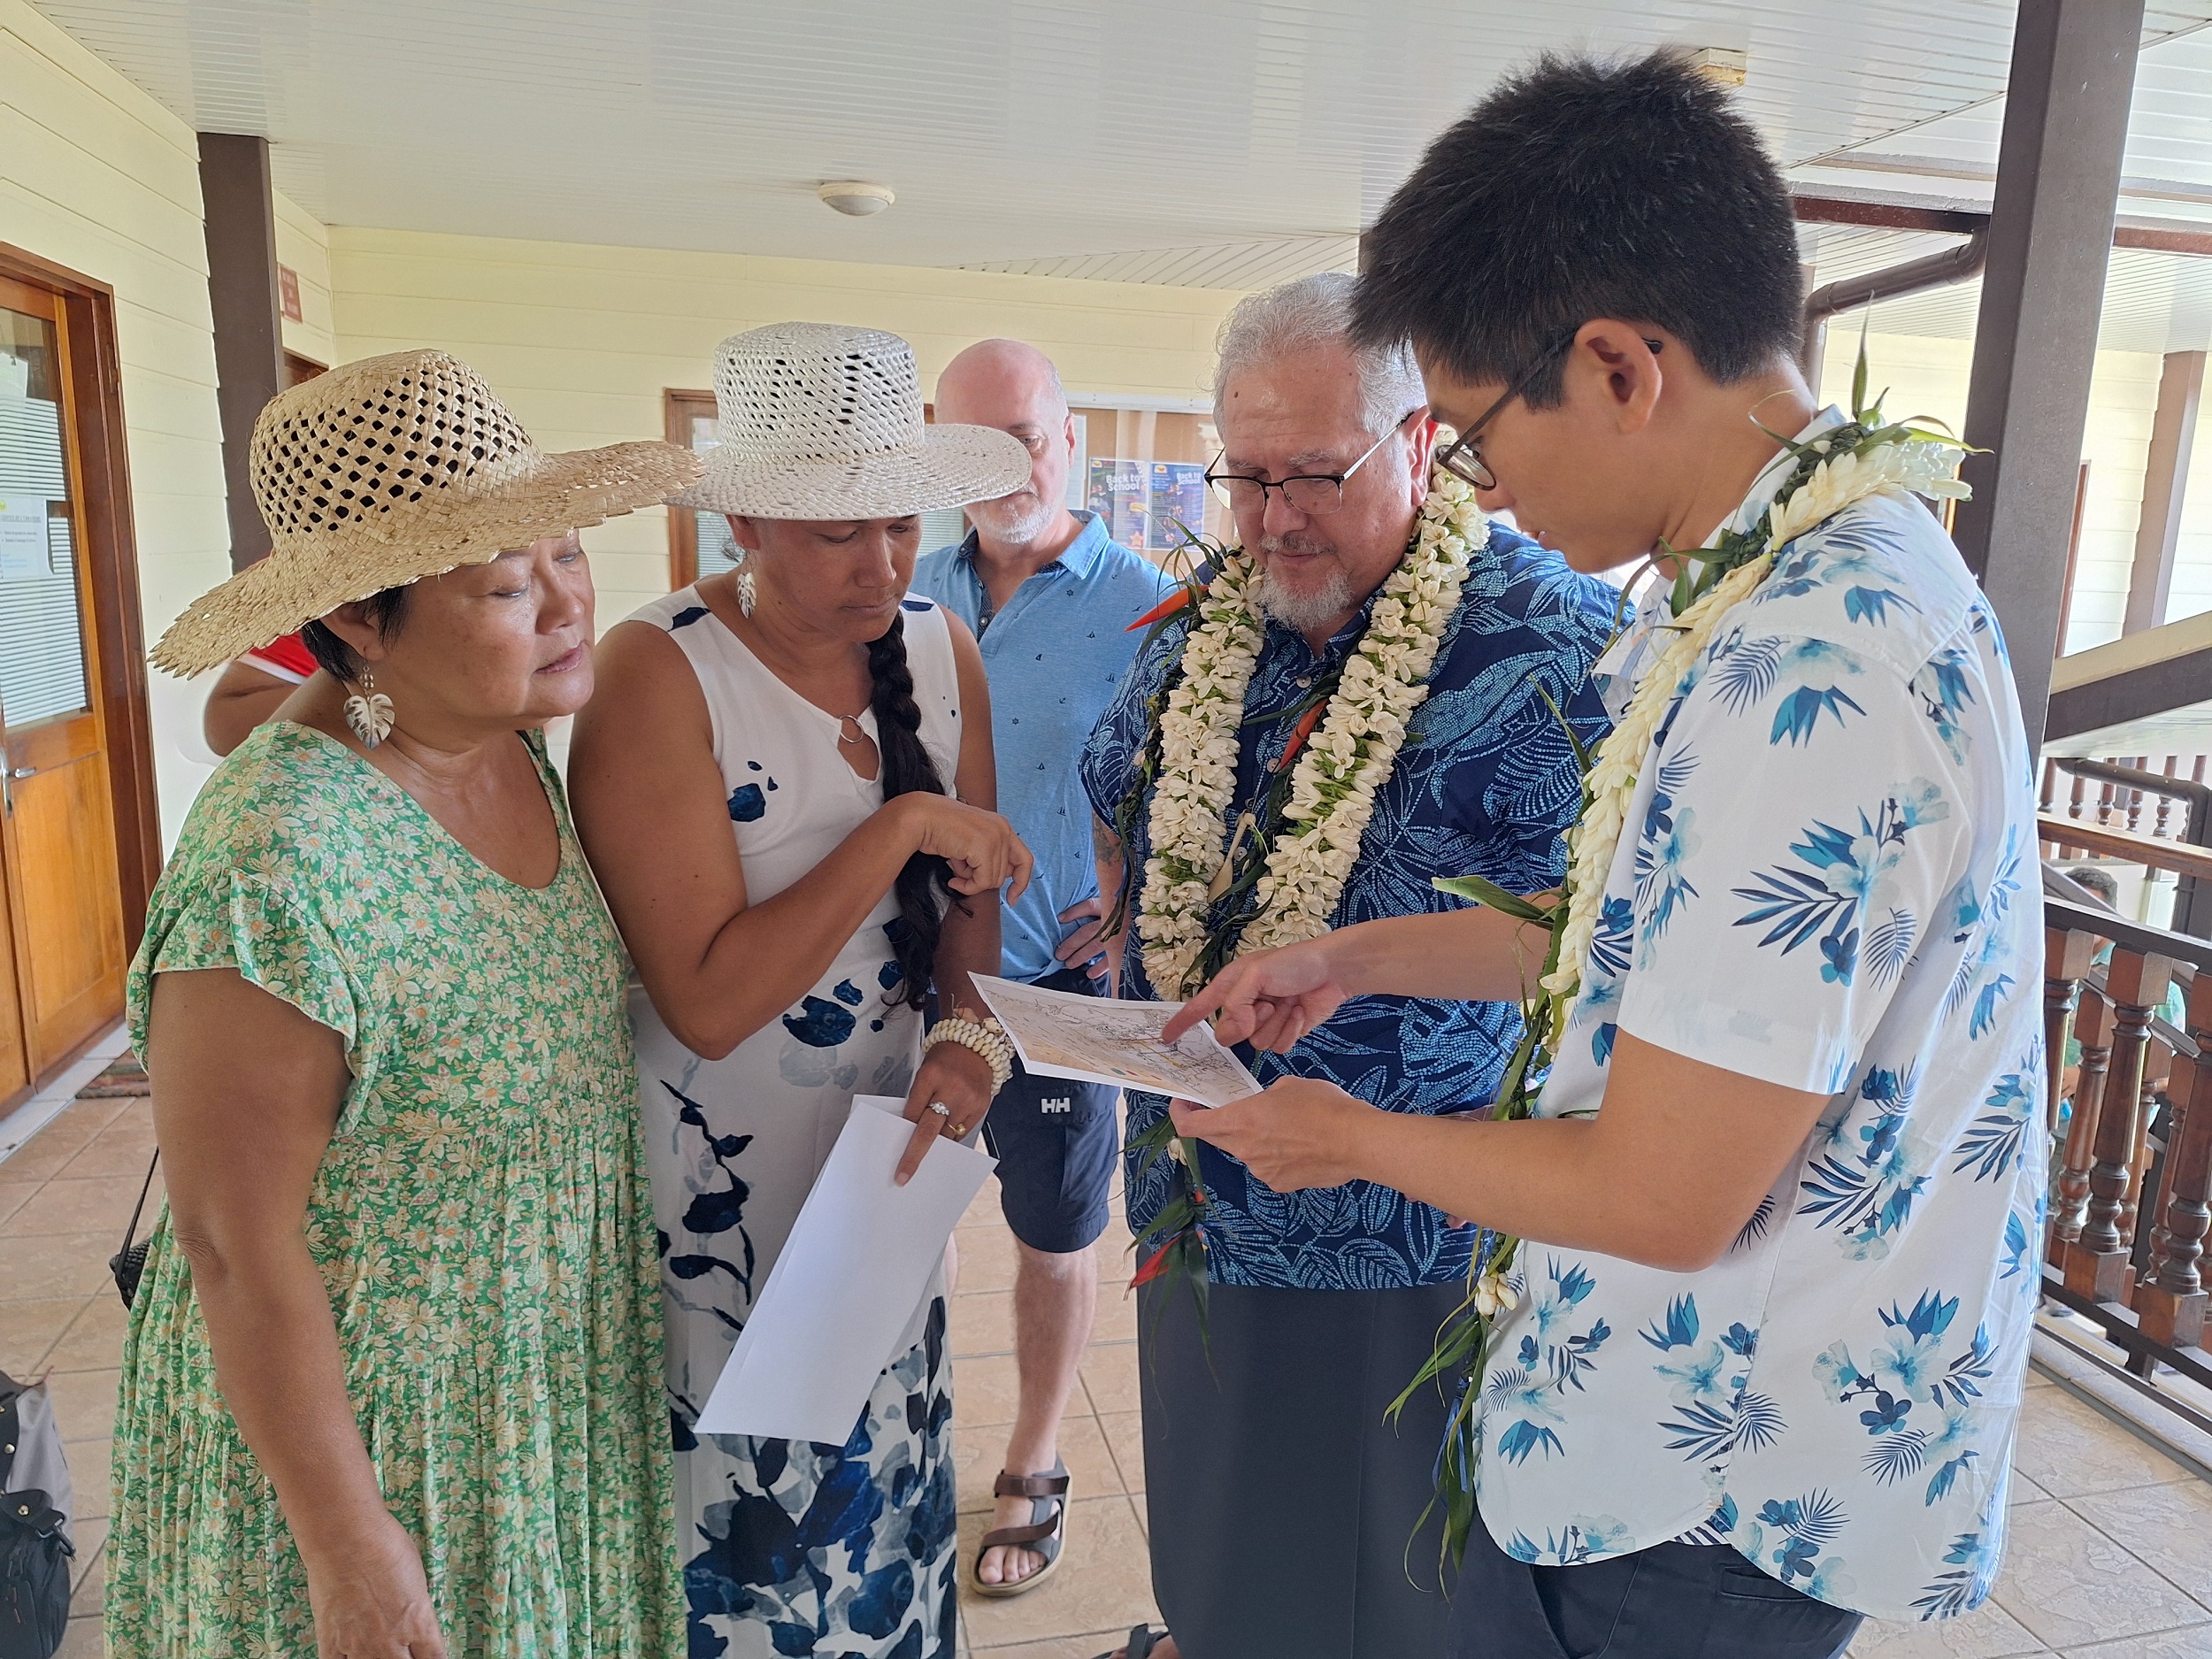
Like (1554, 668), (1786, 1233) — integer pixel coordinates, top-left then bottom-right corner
(1473, 412), (2046, 1624)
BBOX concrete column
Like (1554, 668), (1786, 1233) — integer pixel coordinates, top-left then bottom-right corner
(198, 132), (284, 572)
(1950, 0), (2144, 749)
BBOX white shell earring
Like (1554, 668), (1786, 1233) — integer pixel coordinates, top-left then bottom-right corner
(343, 670), (396, 749)
(730, 545), (757, 618)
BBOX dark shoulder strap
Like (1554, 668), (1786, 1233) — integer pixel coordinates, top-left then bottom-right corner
(0, 1386), (19, 1492)
(119, 1151), (159, 1257)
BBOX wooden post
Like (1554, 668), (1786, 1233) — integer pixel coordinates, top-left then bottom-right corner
(1949, 0), (2144, 745)
(2054, 989), (2113, 1256)
(2067, 948), (2176, 1301)
(198, 133), (284, 572)
(2140, 970), (2212, 1348)
(2123, 350), (2205, 635)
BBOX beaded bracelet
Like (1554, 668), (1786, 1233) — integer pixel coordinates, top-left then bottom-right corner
(922, 1010), (1015, 1094)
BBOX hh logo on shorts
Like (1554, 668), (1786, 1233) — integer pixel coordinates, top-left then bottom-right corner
(1041, 1097), (1072, 1115)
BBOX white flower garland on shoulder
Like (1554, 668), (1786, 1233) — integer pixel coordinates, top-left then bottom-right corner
(1536, 432), (1970, 1040)
(1137, 466), (1486, 1000)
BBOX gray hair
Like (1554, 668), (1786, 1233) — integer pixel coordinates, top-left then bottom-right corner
(1211, 272), (1425, 439)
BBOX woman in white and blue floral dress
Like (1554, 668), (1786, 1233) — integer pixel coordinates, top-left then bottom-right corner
(572, 323), (1034, 1658)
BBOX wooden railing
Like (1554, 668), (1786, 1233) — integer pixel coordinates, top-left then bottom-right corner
(2041, 753), (2209, 843)
(2040, 754), (2211, 939)
(2043, 875), (2212, 1425)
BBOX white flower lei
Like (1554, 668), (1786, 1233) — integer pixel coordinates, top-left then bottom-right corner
(1537, 434), (1970, 1039)
(1136, 467), (1486, 999)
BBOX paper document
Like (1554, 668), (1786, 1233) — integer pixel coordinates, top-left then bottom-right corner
(695, 1095), (995, 1445)
(970, 973), (1263, 1108)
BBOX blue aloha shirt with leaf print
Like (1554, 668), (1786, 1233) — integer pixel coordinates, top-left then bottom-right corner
(1081, 522), (1617, 1289)
(1473, 411), (2045, 1624)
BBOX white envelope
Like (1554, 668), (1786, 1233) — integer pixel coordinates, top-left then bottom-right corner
(694, 1095), (995, 1445)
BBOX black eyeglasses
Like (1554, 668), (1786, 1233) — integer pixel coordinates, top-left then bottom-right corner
(1205, 408), (1424, 516)
(1434, 333), (1663, 490)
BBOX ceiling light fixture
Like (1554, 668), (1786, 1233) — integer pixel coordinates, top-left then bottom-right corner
(818, 180), (896, 217)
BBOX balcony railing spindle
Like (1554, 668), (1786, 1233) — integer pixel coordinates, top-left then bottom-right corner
(2140, 971), (2212, 1349)
(2046, 926), (2096, 1135)
(2054, 988), (2114, 1256)
(2066, 948), (2177, 1302)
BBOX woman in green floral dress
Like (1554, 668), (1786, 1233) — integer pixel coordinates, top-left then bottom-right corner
(111, 350), (700, 1657)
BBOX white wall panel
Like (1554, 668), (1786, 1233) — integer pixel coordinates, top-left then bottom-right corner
(0, 0), (230, 845)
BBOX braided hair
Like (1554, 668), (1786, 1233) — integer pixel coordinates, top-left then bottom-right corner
(867, 614), (961, 1008)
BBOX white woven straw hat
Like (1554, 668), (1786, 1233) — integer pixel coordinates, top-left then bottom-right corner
(150, 349), (703, 676)
(672, 323), (1031, 519)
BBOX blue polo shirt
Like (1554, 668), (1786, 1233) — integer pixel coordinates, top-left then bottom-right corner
(915, 511), (1179, 984)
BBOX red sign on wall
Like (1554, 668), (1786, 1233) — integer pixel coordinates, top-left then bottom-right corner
(277, 265), (303, 323)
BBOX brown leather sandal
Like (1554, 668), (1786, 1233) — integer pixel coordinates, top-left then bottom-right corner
(969, 1457), (1070, 1599)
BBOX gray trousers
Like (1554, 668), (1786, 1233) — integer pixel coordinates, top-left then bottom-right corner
(1137, 1274), (1464, 1659)
(1452, 1517), (1863, 1658)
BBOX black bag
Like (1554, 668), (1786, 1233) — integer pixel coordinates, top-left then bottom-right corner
(0, 1372), (73, 1659)
(110, 1151), (159, 1309)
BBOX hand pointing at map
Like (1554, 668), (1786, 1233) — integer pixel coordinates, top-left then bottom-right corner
(1159, 940), (1351, 1054)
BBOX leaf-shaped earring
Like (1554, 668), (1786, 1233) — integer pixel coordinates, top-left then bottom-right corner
(343, 671), (396, 749)
(738, 568), (757, 619)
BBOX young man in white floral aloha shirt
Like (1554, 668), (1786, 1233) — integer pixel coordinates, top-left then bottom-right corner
(1164, 50), (2044, 1659)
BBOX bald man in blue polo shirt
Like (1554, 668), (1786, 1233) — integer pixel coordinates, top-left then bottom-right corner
(915, 339), (1178, 1600)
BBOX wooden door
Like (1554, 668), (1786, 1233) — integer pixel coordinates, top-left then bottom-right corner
(0, 273), (127, 1094)
(0, 827), (25, 1103)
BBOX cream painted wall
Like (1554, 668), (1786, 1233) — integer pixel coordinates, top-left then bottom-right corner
(1812, 327), (2169, 658)
(326, 236), (2198, 661)
(274, 187), (335, 369)
(0, 0), (230, 846)
(327, 227), (1245, 627)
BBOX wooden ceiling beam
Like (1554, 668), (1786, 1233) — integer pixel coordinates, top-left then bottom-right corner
(1792, 188), (1985, 234)
(1794, 188), (2212, 258)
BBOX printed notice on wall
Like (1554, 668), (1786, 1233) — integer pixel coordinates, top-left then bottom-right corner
(0, 497), (50, 580)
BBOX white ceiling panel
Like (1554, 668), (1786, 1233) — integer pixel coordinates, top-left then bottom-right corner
(25, 0), (2212, 338)
(963, 233), (1359, 288)
(22, 0), (2207, 274)
(1794, 19), (2212, 200)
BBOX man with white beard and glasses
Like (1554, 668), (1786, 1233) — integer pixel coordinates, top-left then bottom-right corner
(913, 339), (1178, 1600)
(1076, 273), (1617, 1659)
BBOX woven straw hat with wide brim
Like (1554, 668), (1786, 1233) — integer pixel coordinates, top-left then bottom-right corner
(150, 349), (703, 677)
(672, 322), (1031, 520)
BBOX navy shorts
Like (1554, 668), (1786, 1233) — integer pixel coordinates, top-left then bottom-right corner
(980, 966), (1121, 1255)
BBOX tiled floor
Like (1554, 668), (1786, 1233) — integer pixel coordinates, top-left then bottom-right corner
(5, 1057), (2210, 1658)
(947, 1179), (1162, 1658)
(1, 1022), (151, 1659)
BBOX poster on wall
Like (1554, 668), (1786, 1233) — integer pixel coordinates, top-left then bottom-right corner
(1148, 463), (1206, 550)
(1087, 458), (1148, 551)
